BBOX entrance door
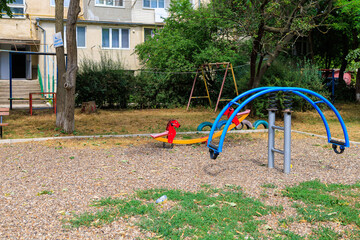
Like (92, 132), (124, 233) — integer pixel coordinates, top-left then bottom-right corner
(11, 47), (26, 79)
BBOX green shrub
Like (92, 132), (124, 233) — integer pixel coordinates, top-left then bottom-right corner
(76, 55), (134, 108)
(236, 58), (330, 117)
(322, 74), (356, 102)
(130, 71), (194, 108)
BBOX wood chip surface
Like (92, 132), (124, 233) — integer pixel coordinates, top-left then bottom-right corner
(0, 133), (359, 239)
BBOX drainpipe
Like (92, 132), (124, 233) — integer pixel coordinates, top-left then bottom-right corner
(36, 18), (46, 92)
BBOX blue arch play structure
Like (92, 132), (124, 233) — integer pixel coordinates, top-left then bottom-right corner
(207, 87), (350, 160)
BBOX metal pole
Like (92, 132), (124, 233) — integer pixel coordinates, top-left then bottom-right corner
(267, 109), (276, 168)
(283, 110), (292, 174)
(186, 70), (199, 111)
(229, 63), (239, 96)
(201, 66), (212, 108)
(9, 53), (12, 110)
(214, 63), (229, 112)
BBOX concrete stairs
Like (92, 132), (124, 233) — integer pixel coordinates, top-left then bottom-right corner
(0, 79), (48, 109)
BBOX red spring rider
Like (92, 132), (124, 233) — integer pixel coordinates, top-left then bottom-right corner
(166, 119), (181, 144)
(223, 107), (240, 126)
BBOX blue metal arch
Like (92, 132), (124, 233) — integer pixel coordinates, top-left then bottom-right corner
(207, 87), (350, 156)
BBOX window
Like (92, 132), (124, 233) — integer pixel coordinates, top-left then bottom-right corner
(102, 28), (129, 49)
(95, 0), (124, 7)
(5, 0), (25, 18)
(143, 0), (164, 8)
(77, 26), (86, 48)
(50, 0), (70, 7)
(64, 26), (87, 48)
(144, 28), (155, 41)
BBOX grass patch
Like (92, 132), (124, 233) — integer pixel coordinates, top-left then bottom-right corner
(64, 181), (360, 239)
(261, 183), (277, 189)
(37, 190), (53, 196)
(283, 180), (360, 226)
(65, 185), (282, 239)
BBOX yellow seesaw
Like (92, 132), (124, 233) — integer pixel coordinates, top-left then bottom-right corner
(150, 110), (250, 145)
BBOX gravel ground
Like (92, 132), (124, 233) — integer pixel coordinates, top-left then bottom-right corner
(0, 133), (359, 239)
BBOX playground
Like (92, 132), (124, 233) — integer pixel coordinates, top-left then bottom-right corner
(0, 103), (359, 239)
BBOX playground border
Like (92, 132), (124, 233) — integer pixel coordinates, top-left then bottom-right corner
(0, 129), (360, 145)
(0, 129), (359, 145)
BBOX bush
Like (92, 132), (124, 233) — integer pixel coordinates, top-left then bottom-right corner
(322, 74), (356, 102)
(236, 58), (330, 117)
(130, 71), (194, 108)
(130, 64), (250, 109)
(76, 55), (134, 108)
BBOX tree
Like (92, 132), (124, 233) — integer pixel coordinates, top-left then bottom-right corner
(346, 49), (360, 102)
(63, 0), (80, 132)
(214, 0), (334, 89)
(311, 0), (360, 101)
(0, 0), (13, 18)
(55, 0), (66, 128)
(55, 0), (81, 133)
(136, 0), (335, 90)
(333, 0), (360, 102)
(134, 0), (247, 107)
(135, 0), (245, 71)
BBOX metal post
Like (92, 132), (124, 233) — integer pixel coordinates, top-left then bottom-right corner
(214, 63), (229, 112)
(186, 70), (199, 111)
(283, 110), (292, 174)
(267, 109), (276, 168)
(201, 66), (212, 108)
(9, 53), (12, 110)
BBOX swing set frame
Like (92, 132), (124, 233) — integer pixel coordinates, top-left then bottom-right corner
(186, 62), (239, 112)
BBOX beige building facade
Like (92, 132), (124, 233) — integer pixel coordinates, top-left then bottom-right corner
(0, 0), (207, 84)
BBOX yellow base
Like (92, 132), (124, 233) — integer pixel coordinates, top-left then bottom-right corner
(153, 113), (249, 145)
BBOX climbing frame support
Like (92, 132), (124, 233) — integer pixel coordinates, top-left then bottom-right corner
(268, 109), (292, 174)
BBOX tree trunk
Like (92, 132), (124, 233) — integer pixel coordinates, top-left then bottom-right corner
(252, 33), (294, 89)
(308, 30), (314, 62)
(356, 68), (360, 102)
(248, 22), (264, 89)
(55, 0), (66, 128)
(62, 0), (80, 133)
(338, 34), (349, 82)
(247, 0), (269, 90)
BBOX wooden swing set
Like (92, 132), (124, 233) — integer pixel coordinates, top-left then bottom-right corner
(186, 62), (239, 112)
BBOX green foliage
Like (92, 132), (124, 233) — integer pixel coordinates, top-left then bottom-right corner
(312, 0), (360, 70)
(261, 183), (277, 189)
(133, 0), (250, 109)
(131, 64), (249, 109)
(283, 180), (360, 227)
(135, 0), (246, 71)
(346, 49), (360, 70)
(323, 75), (356, 102)
(0, 0), (14, 18)
(310, 226), (342, 240)
(76, 55), (134, 108)
(237, 57), (329, 117)
(65, 181), (360, 238)
(130, 71), (193, 108)
(37, 190), (53, 196)
(66, 185), (280, 239)
(332, 0), (360, 31)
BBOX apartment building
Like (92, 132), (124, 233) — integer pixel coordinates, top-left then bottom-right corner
(1, 0), (204, 82)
